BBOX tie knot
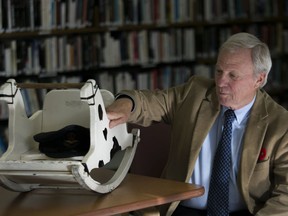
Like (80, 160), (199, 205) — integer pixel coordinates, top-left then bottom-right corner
(224, 109), (235, 124)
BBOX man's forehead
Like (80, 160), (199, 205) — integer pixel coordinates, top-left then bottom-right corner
(217, 49), (253, 65)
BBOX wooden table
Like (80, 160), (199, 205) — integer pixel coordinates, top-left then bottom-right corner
(0, 172), (204, 216)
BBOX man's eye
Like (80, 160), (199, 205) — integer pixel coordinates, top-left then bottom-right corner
(216, 70), (222, 75)
(230, 74), (238, 79)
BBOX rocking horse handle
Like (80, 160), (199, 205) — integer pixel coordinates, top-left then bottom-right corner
(16, 83), (85, 89)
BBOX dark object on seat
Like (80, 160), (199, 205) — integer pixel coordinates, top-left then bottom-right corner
(34, 125), (90, 158)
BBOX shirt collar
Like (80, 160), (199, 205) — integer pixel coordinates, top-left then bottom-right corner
(222, 96), (256, 124)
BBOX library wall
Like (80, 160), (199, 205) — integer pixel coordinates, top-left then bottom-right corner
(0, 0), (288, 152)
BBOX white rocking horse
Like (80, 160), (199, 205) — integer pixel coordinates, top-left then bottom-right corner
(0, 79), (140, 193)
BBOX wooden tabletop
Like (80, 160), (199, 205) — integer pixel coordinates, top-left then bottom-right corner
(0, 172), (204, 216)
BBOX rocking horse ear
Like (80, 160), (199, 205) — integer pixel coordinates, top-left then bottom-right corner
(34, 125), (90, 158)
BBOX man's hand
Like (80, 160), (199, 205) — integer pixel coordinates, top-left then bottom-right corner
(106, 98), (133, 128)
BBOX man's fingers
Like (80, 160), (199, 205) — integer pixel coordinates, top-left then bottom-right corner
(109, 118), (124, 128)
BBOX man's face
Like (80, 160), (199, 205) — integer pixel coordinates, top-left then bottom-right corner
(215, 48), (265, 110)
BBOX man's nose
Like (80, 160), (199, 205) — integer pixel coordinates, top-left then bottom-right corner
(216, 74), (228, 86)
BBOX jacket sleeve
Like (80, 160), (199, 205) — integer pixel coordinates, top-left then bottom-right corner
(118, 75), (213, 127)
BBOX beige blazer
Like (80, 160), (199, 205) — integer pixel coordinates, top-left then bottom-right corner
(122, 75), (288, 216)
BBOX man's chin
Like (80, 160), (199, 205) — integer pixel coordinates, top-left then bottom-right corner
(219, 98), (231, 107)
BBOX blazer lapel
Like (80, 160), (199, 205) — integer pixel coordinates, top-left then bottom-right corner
(186, 88), (220, 180)
(238, 90), (269, 204)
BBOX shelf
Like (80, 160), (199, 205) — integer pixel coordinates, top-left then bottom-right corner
(2, 16), (288, 40)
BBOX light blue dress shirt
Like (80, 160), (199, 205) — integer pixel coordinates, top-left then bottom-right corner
(181, 97), (255, 212)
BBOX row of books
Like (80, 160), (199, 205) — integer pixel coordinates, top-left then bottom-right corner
(100, 28), (195, 67)
(1, 0), (287, 32)
(0, 0), (95, 32)
(0, 28), (195, 77)
(0, 35), (99, 76)
(99, 65), (201, 93)
(98, 0), (284, 26)
(80, 64), (208, 94)
(202, 0), (281, 21)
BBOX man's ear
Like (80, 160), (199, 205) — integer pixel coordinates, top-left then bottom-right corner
(255, 72), (266, 88)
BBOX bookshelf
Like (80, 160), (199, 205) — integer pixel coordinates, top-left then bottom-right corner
(0, 0), (288, 125)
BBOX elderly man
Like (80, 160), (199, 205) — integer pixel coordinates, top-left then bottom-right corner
(106, 32), (288, 216)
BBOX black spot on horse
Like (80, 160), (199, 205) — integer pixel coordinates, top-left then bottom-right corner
(110, 136), (121, 159)
(98, 160), (104, 168)
(103, 128), (107, 140)
(98, 104), (103, 120)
